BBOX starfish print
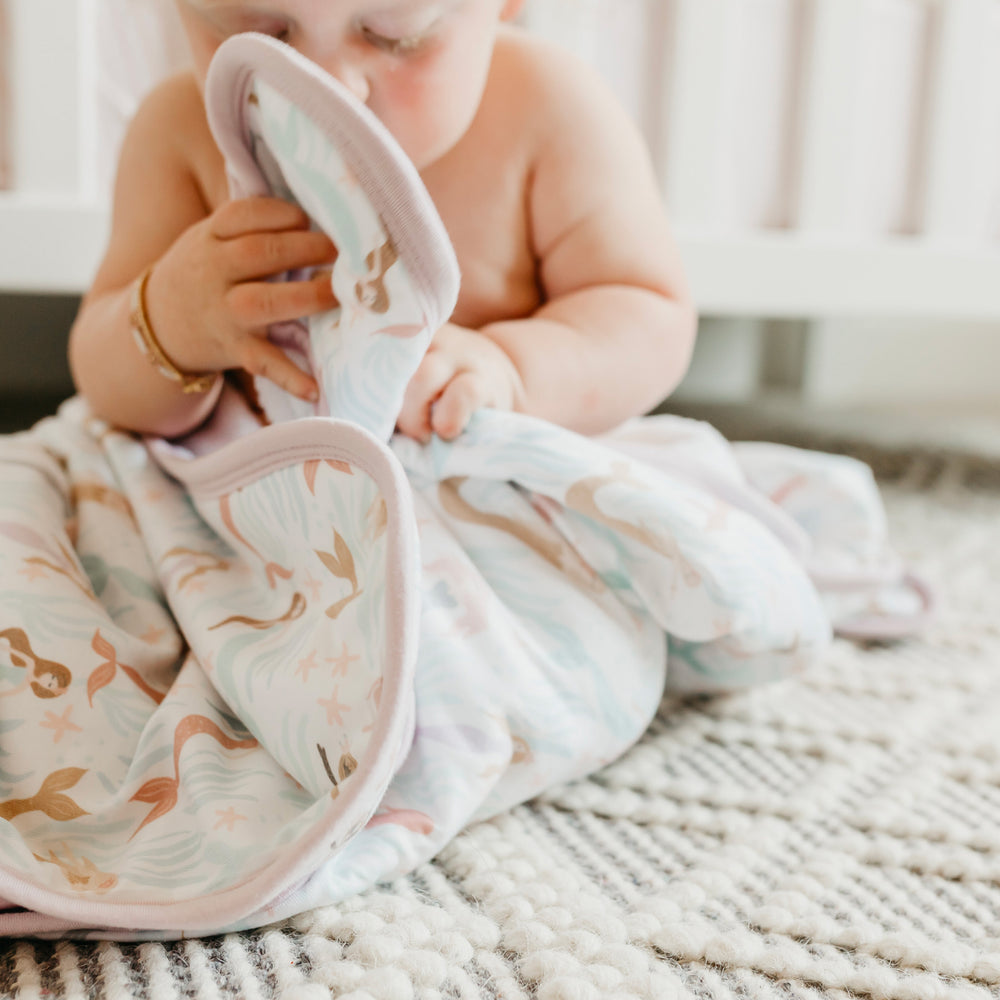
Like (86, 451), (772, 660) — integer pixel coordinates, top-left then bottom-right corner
(296, 650), (320, 682)
(318, 687), (350, 727)
(214, 806), (248, 832)
(17, 562), (48, 583)
(326, 641), (360, 678)
(303, 572), (324, 601)
(140, 624), (167, 644)
(40, 705), (83, 744)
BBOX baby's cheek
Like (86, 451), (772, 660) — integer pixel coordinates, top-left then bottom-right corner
(375, 76), (435, 143)
(382, 61), (433, 111)
(376, 58), (482, 166)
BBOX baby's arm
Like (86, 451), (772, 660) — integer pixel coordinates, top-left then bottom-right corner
(69, 74), (336, 437)
(398, 41), (696, 441)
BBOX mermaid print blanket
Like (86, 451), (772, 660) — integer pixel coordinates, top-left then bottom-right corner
(0, 35), (930, 940)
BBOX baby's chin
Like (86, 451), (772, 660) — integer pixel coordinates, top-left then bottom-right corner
(394, 118), (475, 174)
(406, 143), (455, 174)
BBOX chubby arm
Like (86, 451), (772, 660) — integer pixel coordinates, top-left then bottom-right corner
(398, 41), (695, 441)
(486, 45), (696, 434)
(69, 74), (335, 437)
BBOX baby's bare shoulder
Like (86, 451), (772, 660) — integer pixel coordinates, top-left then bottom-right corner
(125, 73), (218, 177)
(92, 72), (220, 296)
(490, 29), (634, 148)
(129, 71), (206, 147)
(123, 70), (225, 208)
(489, 30), (675, 297)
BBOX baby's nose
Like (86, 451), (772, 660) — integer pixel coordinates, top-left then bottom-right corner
(310, 52), (371, 105)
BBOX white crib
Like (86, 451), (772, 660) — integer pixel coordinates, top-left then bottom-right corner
(1, 0), (998, 398)
(525, 0), (1000, 320)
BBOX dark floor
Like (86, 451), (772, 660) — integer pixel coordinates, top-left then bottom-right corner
(1, 292), (79, 432)
(0, 394), (72, 433)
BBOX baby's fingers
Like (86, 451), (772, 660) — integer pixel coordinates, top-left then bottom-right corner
(238, 337), (319, 403)
(396, 352), (455, 442)
(228, 229), (337, 281)
(211, 197), (311, 239)
(228, 273), (338, 327)
(431, 373), (482, 441)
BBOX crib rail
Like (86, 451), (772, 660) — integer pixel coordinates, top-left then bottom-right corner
(1, 0), (998, 317)
(525, 0), (1000, 318)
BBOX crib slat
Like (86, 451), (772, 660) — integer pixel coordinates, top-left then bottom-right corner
(77, 0), (101, 201)
(990, 4), (1000, 243)
(0, 0), (10, 190)
(919, 0), (998, 242)
(658, 0), (741, 229)
(850, 0), (932, 236)
(793, 0), (869, 233)
(7, 0), (98, 197)
(715, 0), (804, 230)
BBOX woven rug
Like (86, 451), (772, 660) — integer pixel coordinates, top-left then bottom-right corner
(2, 442), (999, 1000)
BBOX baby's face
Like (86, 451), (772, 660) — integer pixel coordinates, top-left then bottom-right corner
(177, 0), (520, 170)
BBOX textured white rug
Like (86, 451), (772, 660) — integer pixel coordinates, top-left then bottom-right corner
(2, 445), (999, 999)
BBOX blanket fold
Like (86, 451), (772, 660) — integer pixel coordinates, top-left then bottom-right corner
(0, 34), (929, 940)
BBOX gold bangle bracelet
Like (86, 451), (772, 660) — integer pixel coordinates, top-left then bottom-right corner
(129, 266), (218, 395)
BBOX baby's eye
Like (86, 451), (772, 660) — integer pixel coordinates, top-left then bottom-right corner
(359, 23), (434, 56)
(257, 18), (291, 41)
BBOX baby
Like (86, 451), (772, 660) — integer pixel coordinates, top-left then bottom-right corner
(69, 0), (696, 441)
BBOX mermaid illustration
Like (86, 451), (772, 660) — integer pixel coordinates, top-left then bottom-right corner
(0, 627), (72, 700)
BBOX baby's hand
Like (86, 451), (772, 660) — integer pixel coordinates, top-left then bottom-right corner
(143, 197), (338, 401)
(397, 323), (524, 442)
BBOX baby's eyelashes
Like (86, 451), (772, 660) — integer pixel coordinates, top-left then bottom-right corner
(359, 25), (435, 56)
